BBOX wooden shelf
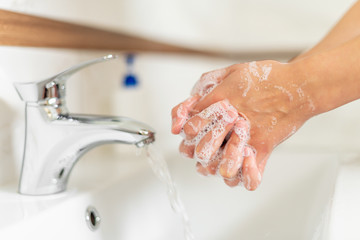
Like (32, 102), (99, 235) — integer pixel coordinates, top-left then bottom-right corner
(0, 9), (299, 59)
(0, 9), (209, 55)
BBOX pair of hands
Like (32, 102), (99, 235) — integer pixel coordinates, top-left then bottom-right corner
(171, 60), (314, 190)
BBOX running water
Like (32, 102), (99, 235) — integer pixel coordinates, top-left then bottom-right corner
(145, 144), (195, 240)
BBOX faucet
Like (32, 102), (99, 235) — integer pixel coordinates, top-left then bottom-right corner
(14, 54), (155, 196)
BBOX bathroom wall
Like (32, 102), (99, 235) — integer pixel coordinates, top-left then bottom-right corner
(0, 0), (359, 185)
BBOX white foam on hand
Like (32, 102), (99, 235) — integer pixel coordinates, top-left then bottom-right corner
(191, 68), (227, 97)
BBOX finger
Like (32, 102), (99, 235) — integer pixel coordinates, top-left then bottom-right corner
(184, 99), (238, 141)
(196, 148), (223, 175)
(171, 95), (200, 134)
(224, 176), (241, 187)
(247, 137), (272, 175)
(205, 147), (224, 175)
(242, 146), (262, 191)
(218, 118), (250, 179)
(180, 100), (237, 161)
(194, 101), (238, 165)
(206, 157), (222, 175)
(196, 162), (209, 176)
(257, 153), (270, 177)
(191, 67), (232, 97)
(192, 69), (240, 114)
(183, 115), (210, 140)
(179, 140), (195, 159)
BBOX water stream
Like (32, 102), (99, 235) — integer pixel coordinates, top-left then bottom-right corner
(145, 144), (195, 240)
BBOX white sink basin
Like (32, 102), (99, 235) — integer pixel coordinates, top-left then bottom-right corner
(0, 150), (340, 239)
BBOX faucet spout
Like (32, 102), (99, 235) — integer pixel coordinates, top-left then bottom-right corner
(19, 107), (155, 195)
(65, 114), (155, 147)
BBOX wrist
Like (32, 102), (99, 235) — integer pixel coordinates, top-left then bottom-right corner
(293, 37), (360, 117)
(290, 53), (342, 117)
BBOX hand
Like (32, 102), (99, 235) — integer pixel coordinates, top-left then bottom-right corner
(172, 60), (315, 190)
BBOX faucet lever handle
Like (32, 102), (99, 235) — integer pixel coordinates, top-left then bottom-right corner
(14, 54), (119, 103)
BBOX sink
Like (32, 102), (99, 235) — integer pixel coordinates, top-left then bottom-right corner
(0, 149), (339, 240)
(173, 152), (338, 240)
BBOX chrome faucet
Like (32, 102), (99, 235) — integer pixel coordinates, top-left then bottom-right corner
(14, 54), (155, 196)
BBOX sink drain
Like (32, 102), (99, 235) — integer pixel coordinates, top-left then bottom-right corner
(85, 206), (101, 231)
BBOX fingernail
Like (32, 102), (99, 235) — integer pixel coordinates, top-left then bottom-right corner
(235, 118), (250, 130)
(219, 158), (235, 179)
(196, 163), (209, 176)
(243, 147), (251, 157)
(227, 109), (237, 121)
(243, 146), (256, 157)
(221, 100), (238, 121)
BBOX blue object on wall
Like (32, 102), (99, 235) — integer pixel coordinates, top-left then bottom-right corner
(123, 53), (139, 88)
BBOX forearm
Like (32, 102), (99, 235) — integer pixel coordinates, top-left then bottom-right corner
(294, 35), (360, 115)
(293, 0), (360, 61)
